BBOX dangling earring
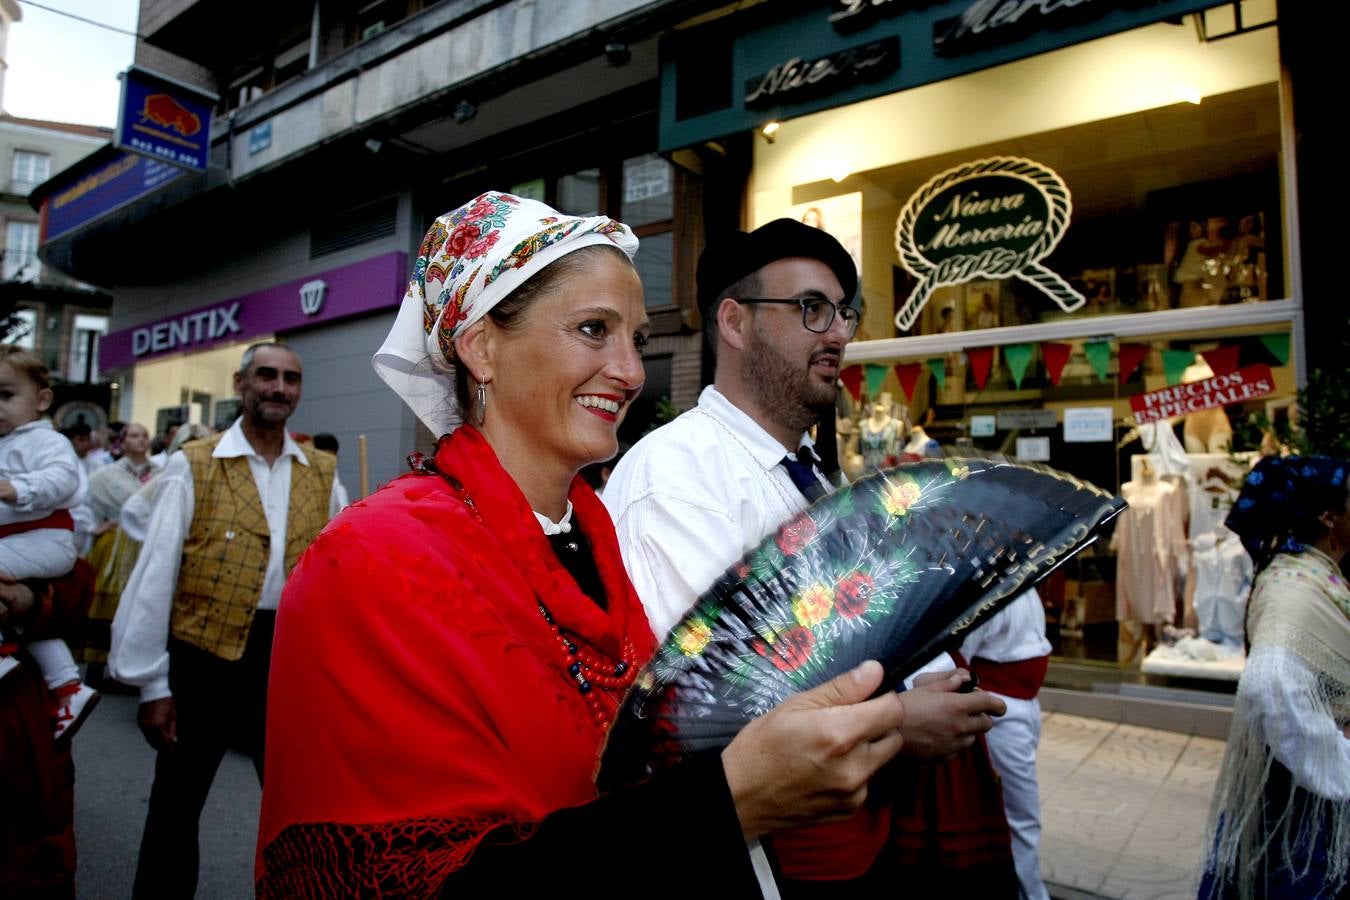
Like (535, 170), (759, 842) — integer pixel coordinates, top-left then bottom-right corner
(476, 380), (487, 427)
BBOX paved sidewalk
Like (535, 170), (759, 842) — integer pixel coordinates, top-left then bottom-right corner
(1039, 712), (1225, 900)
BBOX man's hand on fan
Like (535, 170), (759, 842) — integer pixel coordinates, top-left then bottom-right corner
(895, 668), (1005, 760)
(722, 659), (906, 841)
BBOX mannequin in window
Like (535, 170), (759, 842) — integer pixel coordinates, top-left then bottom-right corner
(1228, 213), (1266, 303)
(1175, 217), (1232, 308)
(858, 394), (903, 472)
(1180, 358), (1233, 454)
(1113, 455), (1188, 649)
(904, 408), (941, 458)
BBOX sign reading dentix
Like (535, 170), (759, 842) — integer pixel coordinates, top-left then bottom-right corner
(894, 156), (1084, 332)
(98, 252), (406, 371)
(115, 66), (219, 172)
(1129, 365), (1275, 425)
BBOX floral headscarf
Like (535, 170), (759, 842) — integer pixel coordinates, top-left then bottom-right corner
(374, 191), (638, 435)
(1225, 454), (1349, 570)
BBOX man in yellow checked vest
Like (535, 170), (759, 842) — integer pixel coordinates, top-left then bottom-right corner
(111, 342), (345, 899)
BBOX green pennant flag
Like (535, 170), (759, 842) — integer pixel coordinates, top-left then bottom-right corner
(1162, 349), (1194, 386)
(927, 357), (946, 392)
(864, 363), (888, 399)
(1260, 332), (1291, 365)
(1084, 340), (1112, 382)
(1005, 343), (1034, 389)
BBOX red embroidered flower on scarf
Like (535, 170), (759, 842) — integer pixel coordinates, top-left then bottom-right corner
(835, 572), (876, 619)
(446, 223), (479, 259)
(464, 230), (500, 260)
(775, 514), (818, 556)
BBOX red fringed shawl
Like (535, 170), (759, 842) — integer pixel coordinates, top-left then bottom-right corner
(256, 427), (656, 896)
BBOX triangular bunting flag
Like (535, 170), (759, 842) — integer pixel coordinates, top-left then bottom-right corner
(927, 357), (946, 392)
(1161, 349), (1195, 386)
(1260, 333), (1291, 365)
(895, 363), (922, 402)
(839, 366), (863, 403)
(1005, 343), (1034, 389)
(1201, 345), (1241, 376)
(864, 363), (888, 399)
(1085, 337), (1117, 380)
(967, 346), (994, 391)
(1041, 342), (1072, 386)
(1115, 342), (1147, 385)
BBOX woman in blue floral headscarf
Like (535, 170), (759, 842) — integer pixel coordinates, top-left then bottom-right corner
(1201, 455), (1350, 900)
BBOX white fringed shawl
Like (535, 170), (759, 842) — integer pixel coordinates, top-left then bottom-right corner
(1203, 547), (1350, 899)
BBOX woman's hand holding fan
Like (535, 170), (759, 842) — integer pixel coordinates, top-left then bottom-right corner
(599, 458), (1124, 790)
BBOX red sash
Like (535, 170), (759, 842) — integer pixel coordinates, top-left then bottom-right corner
(0, 510), (74, 539)
(969, 655), (1050, 700)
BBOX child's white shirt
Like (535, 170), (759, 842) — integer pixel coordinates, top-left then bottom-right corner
(0, 419), (87, 525)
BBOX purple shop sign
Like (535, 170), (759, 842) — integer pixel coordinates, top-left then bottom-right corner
(100, 251), (407, 370)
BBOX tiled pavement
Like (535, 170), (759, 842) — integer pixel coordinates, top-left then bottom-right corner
(1039, 713), (1226, 900)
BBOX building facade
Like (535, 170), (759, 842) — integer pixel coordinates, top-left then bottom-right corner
(33, 0), (1328, 681)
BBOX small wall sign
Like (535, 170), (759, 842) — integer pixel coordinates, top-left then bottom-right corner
(1015, 435), (1051, 462)
(970, 414), (996, 437)
(1063, 406), (1114, 442)
(894, 156), (1084, 331)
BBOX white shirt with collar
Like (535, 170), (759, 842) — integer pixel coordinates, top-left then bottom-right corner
(603, 385), (829, 640)
(110, 418), (346, 702)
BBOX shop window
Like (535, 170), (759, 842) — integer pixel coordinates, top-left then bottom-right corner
(5, 308), (37, 349)
(633, 231), (674, 309)
(557, 169), (602, 217)
(10, 151), (50, 193)
(68, 314), (108, 383)
(749, 19), (1295, 680)
(621, 154), (674, 226)
(4, 221), (40, 281)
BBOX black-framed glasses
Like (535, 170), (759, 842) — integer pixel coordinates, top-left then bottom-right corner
(737, 297), (860, 337)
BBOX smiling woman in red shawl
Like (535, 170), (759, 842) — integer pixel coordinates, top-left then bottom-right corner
(255, 192), (911, 898)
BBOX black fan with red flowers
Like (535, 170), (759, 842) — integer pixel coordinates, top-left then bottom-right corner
(597, 457), (1124, 789)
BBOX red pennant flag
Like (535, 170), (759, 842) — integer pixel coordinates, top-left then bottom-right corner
(1118, 342), (1148, 385)
(840, 365), (863, 403)
(1201, 345), (1241, 376)
(894, 363), (922, 402)
(1042, 342), (1072, 386)
(967, 346), (994, 390)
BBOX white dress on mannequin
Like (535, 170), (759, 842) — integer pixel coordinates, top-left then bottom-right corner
(1113, 476), (1187, 625)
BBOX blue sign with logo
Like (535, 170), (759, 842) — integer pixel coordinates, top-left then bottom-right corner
(115, 66), (218, 172)
(40, 151), (189, 243)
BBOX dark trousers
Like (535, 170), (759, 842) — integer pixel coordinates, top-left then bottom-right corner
(132, 611), (275, 900)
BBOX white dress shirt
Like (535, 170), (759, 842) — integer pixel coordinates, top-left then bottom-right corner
(110, 418), (345, 702)
(603, 386), (828, 640)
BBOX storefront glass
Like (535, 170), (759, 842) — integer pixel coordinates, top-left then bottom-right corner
(749, 18), (1294, 679)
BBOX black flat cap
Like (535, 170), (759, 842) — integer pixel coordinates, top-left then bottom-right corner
(696, 218), (858, 317)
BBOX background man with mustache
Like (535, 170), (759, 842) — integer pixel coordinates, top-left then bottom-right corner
(605, 220), (1010, 895)
(110, 342), (344, 899)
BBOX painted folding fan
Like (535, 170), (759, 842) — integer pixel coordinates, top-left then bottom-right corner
(597, 457), (1124, 789)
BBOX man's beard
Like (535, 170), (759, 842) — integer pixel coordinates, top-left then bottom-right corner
(247, 396), (292, 426)
(744, 326), (835, 435)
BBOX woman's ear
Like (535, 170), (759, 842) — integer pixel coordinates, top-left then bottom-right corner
(716, 297), (749, 353)
(454, 320), (492, 383)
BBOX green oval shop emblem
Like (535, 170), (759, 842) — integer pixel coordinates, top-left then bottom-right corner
(894, 156), (1085, 331)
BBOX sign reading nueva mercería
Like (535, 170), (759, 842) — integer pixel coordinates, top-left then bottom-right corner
(893, 156), (1085, 332)
(1129, 365), (1275, 425)
(745, 37), (899, 108)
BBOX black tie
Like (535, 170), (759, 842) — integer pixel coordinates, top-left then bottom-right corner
(782, 448), (827, 503)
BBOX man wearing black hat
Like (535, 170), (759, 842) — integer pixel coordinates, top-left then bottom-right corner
(604, 219), (1008, 894)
